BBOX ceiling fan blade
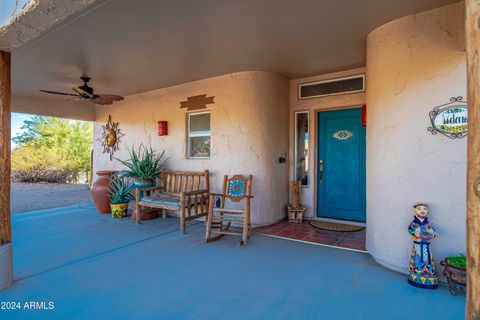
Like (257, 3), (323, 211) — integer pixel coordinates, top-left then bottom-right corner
(40, 90), (79, 97)
(72, 87), (94, 98)
(92, 94), (124, 105)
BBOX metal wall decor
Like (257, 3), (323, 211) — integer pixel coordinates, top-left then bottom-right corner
(428, 96), (468, 139)
(98, 115), (124, 160)
(333, 130), (353, 140)
(180, 94), (215, 111)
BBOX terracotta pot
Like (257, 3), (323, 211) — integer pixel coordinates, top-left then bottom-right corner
(131, 207), (160, 221)
(441, 259), (466, 296)
(111, 202), (129, 218)
(91, 171), (117, 214)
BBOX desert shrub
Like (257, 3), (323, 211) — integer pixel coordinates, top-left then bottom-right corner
(11, 116), (93, 183)
(11, 146), (75, 183)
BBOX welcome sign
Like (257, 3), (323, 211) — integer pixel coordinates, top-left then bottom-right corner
(428, 97), (468, 139)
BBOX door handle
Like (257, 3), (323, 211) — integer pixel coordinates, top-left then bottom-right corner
(319, 160), (324, 184)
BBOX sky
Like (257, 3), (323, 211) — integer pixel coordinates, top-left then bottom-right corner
(0, 0), (31, 27)
(11, 112), (30, 143)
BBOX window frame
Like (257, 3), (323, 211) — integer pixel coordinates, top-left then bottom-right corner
(294, 111), (309, 187)
(187, 111), (211, 159)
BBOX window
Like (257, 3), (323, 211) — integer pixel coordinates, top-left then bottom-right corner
(298, 75), (365, 99)
(295, 111), (309, 186)
(187, 112), (211, 158)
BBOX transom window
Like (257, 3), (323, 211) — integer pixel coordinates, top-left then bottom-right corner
(187, 112), (211, 158)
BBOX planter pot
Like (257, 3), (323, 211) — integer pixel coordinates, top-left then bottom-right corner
(131, 207), (160, 221)
(91, 171), (117, 214)
(131, 178), (155, 199)
(441, 259), (466, 296)
(130, 177), (159, 220)
(111, 202), (129, 218)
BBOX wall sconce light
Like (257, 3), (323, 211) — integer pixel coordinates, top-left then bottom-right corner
(158, 121), (168, 136)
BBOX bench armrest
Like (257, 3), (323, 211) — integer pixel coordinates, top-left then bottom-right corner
(135, 186), (164, 202)
(135, 186), (164, 193)
(209, 193), (254, 199)
(182, 189), (209, 196)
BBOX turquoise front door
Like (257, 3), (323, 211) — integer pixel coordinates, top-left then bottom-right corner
(317, 108), (366, 222)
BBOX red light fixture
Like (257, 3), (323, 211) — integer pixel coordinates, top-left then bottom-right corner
(362, 105), (367, 127)
(158, 121), (168, 136)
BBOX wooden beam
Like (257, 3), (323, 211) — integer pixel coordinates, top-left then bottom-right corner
(466, 0), (480, 319)
(0, 50), (12, 290)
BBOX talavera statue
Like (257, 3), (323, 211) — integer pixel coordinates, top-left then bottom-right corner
(407, 203), (438, 289)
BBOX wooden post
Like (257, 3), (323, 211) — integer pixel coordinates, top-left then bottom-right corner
(0, 50), (12, 291)
(466, 0), (480, 318)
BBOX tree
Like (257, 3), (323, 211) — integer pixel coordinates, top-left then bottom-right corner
(11, 116), (93, 183)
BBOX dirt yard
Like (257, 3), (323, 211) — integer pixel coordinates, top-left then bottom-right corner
(11, 183), (92, 213)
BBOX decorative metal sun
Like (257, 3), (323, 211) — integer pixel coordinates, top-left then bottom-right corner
(98, 115), (124, 160)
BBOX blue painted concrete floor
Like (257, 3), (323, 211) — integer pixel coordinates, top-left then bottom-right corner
(0, 204), (465, 320)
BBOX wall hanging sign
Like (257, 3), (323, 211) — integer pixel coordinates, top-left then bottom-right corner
(180, 94), (215, 111)
(98, 115), (124, 160)
(428, 96), (468, 139)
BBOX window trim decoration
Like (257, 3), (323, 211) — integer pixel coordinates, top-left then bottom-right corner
(187, 111), (211, 159)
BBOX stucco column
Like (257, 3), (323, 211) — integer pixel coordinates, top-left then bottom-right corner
(0, 50), (13, 291)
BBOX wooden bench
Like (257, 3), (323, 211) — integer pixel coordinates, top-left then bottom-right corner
(134, 170), (210, 234)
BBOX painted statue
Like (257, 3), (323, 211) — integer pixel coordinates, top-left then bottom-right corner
(407, 203), (438, 289)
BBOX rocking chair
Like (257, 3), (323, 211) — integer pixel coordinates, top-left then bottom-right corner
(205, 175), (254, 245)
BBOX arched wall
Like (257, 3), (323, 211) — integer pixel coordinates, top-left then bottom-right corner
(93, 71), (290, 226)
(366, 2), (466, 272)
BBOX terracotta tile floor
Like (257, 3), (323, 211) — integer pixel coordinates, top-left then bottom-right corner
(255, 219), (366, 251)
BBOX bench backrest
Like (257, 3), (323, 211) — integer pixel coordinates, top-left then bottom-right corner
(160, 170), (210, 194)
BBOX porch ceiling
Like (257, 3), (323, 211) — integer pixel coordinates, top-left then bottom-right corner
(2, 0), (459, 104)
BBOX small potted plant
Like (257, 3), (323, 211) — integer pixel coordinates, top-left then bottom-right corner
(441, 254), (466, 295)
(108, 175), (134, 218)
(116, 144), (167, 192)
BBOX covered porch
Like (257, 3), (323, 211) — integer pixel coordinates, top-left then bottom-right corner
(0, 204), (465, 319)
(1, 0), (480, 318)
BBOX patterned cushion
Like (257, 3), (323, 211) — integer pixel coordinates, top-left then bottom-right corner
(141, 193), (181, 208)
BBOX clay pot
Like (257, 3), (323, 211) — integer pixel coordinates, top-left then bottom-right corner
(131, 207), (160, 221)
(91, 171), (117, 214)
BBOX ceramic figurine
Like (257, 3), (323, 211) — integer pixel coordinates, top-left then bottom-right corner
(407, 203), (438, 289)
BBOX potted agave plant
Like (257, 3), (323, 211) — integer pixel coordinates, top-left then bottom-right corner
(108, 175), (134, 218)
(441, 254), (466, 295)
(116, 144), (167, 192)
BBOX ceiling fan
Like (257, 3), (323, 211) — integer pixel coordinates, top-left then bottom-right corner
(40, 76), (124, 105)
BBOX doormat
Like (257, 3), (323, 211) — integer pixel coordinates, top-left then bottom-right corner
(309, 220), (365, 232)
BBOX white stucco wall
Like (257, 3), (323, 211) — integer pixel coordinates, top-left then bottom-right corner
(93, 71), (290, 226)
(289, 68), (366, 219)
(366, 3), (466, 272)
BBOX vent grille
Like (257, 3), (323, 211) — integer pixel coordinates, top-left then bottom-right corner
(298, 75), (365, 99)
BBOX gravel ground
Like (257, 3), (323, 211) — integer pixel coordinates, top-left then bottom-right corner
(11, 183), (93, 213)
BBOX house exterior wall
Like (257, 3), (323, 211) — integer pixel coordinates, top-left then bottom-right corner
(366, 2), (466, 272)
(90, 2), (466, 275)
(93, 71), (290, 226)
(288, 68), (366, 219)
